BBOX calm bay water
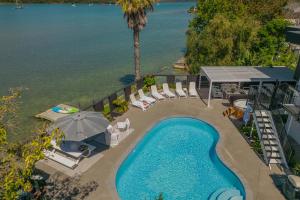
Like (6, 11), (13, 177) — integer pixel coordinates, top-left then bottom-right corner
(0, 2), (193, 139)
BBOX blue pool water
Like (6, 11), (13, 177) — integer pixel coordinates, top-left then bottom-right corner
(116, 117), (245, 200)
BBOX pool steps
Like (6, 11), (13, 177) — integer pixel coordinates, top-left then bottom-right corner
(209, 188), (243, 200)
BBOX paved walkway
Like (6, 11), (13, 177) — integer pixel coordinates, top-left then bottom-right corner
(40, 98), (286, 200)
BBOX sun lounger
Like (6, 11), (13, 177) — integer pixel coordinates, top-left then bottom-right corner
(130, 94), (149, 111)
(176, 82), (187, 97)
(151, 85), (165, 100)
(50, 140), (96, 158)
(138, 89), (156, 104)
(189, 82), (199, 97)
(162, 83), (176, 98)
(44, 150), (79, 169)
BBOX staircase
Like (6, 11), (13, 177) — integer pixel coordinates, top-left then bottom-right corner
(209, 188), (243, 200)
(253, 109), (288, 168)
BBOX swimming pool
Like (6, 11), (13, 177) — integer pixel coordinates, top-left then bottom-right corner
(116, 117), (245, 200)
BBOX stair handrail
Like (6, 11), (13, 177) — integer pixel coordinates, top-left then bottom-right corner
(251, 86), (274, 165)
(255, 103), (274, 166)
(254, 84), (290, 167)
(271, 108), (294, 166)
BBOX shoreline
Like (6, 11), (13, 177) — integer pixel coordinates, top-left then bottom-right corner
(0, 0), (195, 4)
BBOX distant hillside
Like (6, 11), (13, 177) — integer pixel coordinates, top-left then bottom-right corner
(0, 0), (194, 3)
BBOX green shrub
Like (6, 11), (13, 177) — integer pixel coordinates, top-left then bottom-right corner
(131, 84), (137, 93)
(143, 75), (156, 88)
(291, 162), (300, 176)
(102, 104), (113, 121)
(239, 124), (262, 154)
(112, 98), (129, 113)
(252, 140), (263, 155)
(168, 83), (176, 89)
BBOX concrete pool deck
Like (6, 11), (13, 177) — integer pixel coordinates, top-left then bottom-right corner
(38, 98), (286, 200)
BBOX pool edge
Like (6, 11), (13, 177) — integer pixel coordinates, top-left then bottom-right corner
(112, 115), (253, 200)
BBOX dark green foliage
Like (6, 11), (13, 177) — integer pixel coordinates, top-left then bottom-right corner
(143, 75), (156, 92)
(189, 0), (247, 33)
(251, 18), (297, 69)
(143, 76), (156, 88)
(102, 105), (113, 122)
(245, 0), (288, 22)
(112, 98), (128, 113)
(288, 149), (300, 175)
(186, 14), (259, 73)
(239, 124), (263, 155)
(186, 0), (297, 74)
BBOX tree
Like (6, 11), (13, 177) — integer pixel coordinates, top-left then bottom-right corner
(0, 88), (62, 200)
(186, 0), (297, 74)
(251, 18), (298, 69)
(186, 14), (259, 73)
(117, 0), (157, 80)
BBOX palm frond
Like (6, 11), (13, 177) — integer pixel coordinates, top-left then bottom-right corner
(117, 0), (157, 30)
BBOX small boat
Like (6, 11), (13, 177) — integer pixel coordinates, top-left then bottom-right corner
(71, 3), (77, 7)
(88, 3), (93, 6)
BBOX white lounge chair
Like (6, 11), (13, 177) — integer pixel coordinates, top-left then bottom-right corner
(189, 82), (199, 98)
(151, 85), (165, 100)
(44, 150), (79, 169)
(162, 83), (176, 98)
(50, 140), (95, 158)
(176, 82), (187, 97)
(138, 89), (156, 104)
(130, 94), (148, 111)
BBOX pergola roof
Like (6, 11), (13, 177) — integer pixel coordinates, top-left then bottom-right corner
(201, 66), (295, 83)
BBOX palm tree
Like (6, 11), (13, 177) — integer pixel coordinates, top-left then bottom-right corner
(117, 0), (157, 80)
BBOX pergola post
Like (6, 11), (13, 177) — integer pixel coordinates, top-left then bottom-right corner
(258, 81), (263, 92)
(199, 72), (202, 90)
(208, 81), (213, 107)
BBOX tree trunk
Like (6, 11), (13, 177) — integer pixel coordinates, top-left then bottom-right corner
(133, 28), (141, 80)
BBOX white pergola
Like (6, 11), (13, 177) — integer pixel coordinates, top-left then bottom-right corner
(200, 66), (296, 107)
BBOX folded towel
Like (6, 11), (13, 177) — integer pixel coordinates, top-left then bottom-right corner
(51, 106), (79, 114)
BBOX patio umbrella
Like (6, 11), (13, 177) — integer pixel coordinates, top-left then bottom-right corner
(48, 111), (110, 141)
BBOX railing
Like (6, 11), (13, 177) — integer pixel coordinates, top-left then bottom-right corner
(81, 74), (201, 118)
(251, 87), (275, 166)
(249, 83), (299, 168)
(271, 109), (295, 165)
